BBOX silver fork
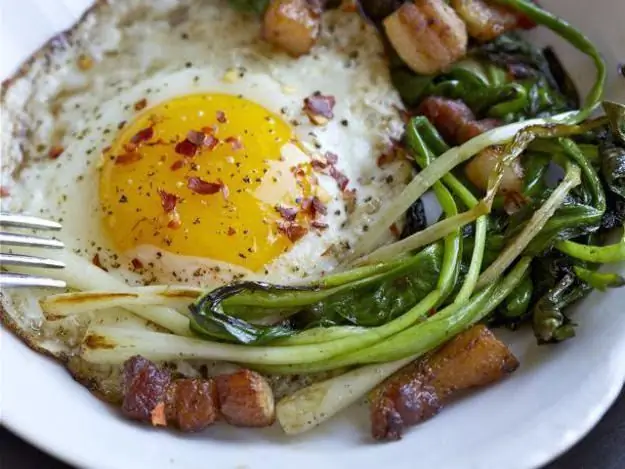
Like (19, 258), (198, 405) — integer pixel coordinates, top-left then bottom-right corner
(0, 213), (67, 288)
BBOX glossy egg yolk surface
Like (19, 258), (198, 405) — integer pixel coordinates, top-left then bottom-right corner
(99, 93), (320, 271)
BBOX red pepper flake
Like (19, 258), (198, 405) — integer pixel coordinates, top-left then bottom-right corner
(376, 152), (394, 168)
(170, 159), (185, 171)
(277, 220), (308, 243)
(187, 176), (222, 195)
(203, 134), (219, 151)
(157, 189), (179, 213)
(376, 140), (404, 168)
(216, 111), (227, 123)
(325, 152), (338, 165)
(123, 142), (137, 153)
(48, 145), (64, 160)
(167, 212), (182, 230)
(343, 188), (357, 214)
(303, 92), (336, 126)
(276, 205), (299, 221)
(311, 220), (329, 230)
(227, 227), (237, 236)
(0, 186), (9, 198)
(312, 196), (328, 216)
(131, 258), (144, 270)
(301, 196), (327, 217)
(130, 127), (154, 144)
(179, 130), (220, 151)
(311, 155), (329, 173)
(175, 139), (198, 157)
(201, 125), (216, 134)
(427, 308), (437, 317)
(134, 98), (148, 111)
(225, 136), (243, 150)
(329, 166), (349, 191)
(186, 130), (207, 146)
(92, 253), (108, 272)
(115, 152), (142, 165)
(291, 164), (307, 179)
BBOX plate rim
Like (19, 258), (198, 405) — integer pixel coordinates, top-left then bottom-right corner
(2, 0), (625, 467)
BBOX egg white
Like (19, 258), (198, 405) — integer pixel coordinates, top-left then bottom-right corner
(1, 1), (408, 289)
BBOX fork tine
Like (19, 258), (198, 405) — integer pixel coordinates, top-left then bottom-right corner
(0, 212), (62, 230)
(0, 272), (67, 289)
(0, 232), (64, 249)
(0, 253), (65, 269)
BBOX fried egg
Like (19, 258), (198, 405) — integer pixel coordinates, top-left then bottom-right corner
(1, 0), (409, 289)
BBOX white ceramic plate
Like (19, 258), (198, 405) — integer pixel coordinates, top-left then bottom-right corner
(2, 1), (625, 468)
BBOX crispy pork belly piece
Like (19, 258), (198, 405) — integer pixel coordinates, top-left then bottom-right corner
(455, 117), (501, 144)
(216, 369), (276, 427)
(417, 96), (476, 144)
(369, 325), (519, 441)
(417, 96), (501, 145)
(370, 362), (442, 441)
(415, 96), (522, 197)
(383, 0), (468, 75)
(426, 324), (519, 394)
(121, 355), (171, 423)
(263, 0), (321, 57)
(451, 0), (535, 42)
(121, 357), (276, 431)
(165, 378), (219, 432)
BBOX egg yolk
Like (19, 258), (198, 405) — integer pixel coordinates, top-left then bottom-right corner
(99, 94), (322, 271)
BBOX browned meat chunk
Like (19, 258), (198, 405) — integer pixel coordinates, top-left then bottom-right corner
(369, 362), (442, 441)
(369, 325), (519, 441)
(263, 0), (321, 57)
(121, 355), (171, 423)
(416, 97), (522, 198)
(451, 0), (535, 42)
(383, 0), (468, 75)
(455, 117), (501, 144)
(165, 378), (219, 432)
(426, 324), (519, 394)
(216, 369), (276, 427)
(417, 96), (503, 144)
(416, 96), (476, 144)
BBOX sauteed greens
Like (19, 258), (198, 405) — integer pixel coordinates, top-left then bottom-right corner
(77, 0), (620, 369)
(188, 109), (624, 353)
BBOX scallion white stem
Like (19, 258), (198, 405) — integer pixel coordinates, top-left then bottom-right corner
(345, 112), (576, 262)
(40, 285), (203, 319)
(477, 164), (582, 288)
(276, 357), (413, 435)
